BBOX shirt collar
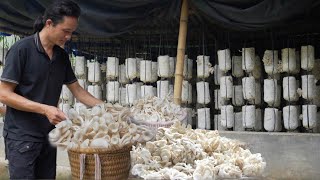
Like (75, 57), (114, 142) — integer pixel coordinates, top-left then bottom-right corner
(34, 32), (46, 54)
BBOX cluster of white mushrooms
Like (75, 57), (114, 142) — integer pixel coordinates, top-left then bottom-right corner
(131, 122), (266, 180)
(48, 103), (154, 150)
(130, 96), (187, 124)
(49, 98), (266, 179)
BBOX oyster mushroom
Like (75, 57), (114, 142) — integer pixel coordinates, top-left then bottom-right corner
(90, 138), (109, 148)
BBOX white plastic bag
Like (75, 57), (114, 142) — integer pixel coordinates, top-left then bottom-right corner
(181, 80), (192, 104)
(217, 49), (231, 72)
(242, 47), (255, 72)
(197, 81), (210, 104)
(264, 108), (282, 132)
(283, 106), (299, 130)
(301, 45), (315, 71)
(157, 55), (170, 78)
(220, 76), (233, 100)
(197, 55), (213, 78)
(301, 75), (315, 100)
(232, 85), (244, 106)
(262, 50), (278, 75)
(302, 105), (317, 129)
(140, 60), (152, 83)
(232, 56), (244, 77)
(87, 61), (101, 83)
(221, 105), (234, 128)
(125, 58), (137, 80)
(106, 57), (119, 79)
(264, 79), (281, 107)
(157, 80), (170, 99)
(87, 84), (102, 100)
(281, 48), (296, 73)
(75, 56), (86, 76)
(283, 76), (299, 101)
(197, 108), (211, 130)
(106, 81), (119, 103)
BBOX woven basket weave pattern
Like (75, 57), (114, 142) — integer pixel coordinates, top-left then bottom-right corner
(68, 146), (131, 180)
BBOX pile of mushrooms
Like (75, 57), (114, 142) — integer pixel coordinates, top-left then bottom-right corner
(131, 122), (266, 179)
(130, 96), (187, 124)
(48, 103), (154, 150)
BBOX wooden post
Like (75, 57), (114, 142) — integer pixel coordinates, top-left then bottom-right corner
(174, 0), (188, 105)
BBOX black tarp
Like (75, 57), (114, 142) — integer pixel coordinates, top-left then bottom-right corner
(191, 0), (320, 31)
(0, 0), (180, 36)
(0, 0), (320, 37)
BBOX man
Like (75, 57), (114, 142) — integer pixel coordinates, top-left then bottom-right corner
(0, 0), (103, 179)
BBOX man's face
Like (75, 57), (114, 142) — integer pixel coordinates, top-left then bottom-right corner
(47, 16), (78, 46)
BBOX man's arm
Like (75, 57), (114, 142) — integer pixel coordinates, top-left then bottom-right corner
(0, 81), (66, 125)
(67, 81), (103, 107)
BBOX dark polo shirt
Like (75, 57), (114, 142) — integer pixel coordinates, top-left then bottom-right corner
(1, 33), (77, 142)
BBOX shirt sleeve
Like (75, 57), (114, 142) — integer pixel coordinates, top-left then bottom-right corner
(64, 54), (77, 84)
(0, 46), (25, 84)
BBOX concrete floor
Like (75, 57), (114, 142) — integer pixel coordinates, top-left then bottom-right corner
(1, 121), (320, 179)
(219, 131), (320, 180)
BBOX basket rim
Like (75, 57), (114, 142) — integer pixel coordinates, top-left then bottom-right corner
(130, 109), (188, 126)
(68, 145), (132, 154)
(138, 119), (178, 125)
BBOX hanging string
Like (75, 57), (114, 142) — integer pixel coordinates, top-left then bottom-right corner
(201, 28), (208, 129)
(225, 32), (230, 129)
(286, 38), (291, 131)
(125, 40), (131, 83)
(202, 29), (206, 81)
(198, 30), (201, 56)
(114, 43), (120, 104)
(158, 34), (162, 56)
(223, 48), (228, 128)
(185, 41), (189, 105)
(212, 37), (219, 130)
(253, 32), (259, 131)
(158, 33), (163, 79)
(166, 26), (169, 56)
(149, 33), (152, 60)
(143, 37), (146, 60)
(243, 40), (248, 129)
(134, 38), (137, 58)
(306, 33), (310, 129)
(270, 31), (278, 131)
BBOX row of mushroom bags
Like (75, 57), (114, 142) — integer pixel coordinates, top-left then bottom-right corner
(59, 45), (319, 132)
(74, 56), (193, 82)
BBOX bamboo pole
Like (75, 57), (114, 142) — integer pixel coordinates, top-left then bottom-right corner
(174, 0), (189, 105)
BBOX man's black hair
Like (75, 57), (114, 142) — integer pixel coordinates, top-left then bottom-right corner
(33, 0), (81, 33)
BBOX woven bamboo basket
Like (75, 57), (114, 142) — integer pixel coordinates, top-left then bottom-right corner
(68, 145), (131, 180)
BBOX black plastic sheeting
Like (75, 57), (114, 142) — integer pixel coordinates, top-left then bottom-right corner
(190, 0), (320, 31)
(0, 0), (180, 36)
(0, 0), (320, 37)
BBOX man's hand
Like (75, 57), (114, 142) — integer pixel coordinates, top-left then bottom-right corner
(43, 105), (67, 125)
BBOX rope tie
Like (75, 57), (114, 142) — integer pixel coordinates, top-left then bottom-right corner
(80, 154), (86, 180)
(94, 154), (101, 180)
